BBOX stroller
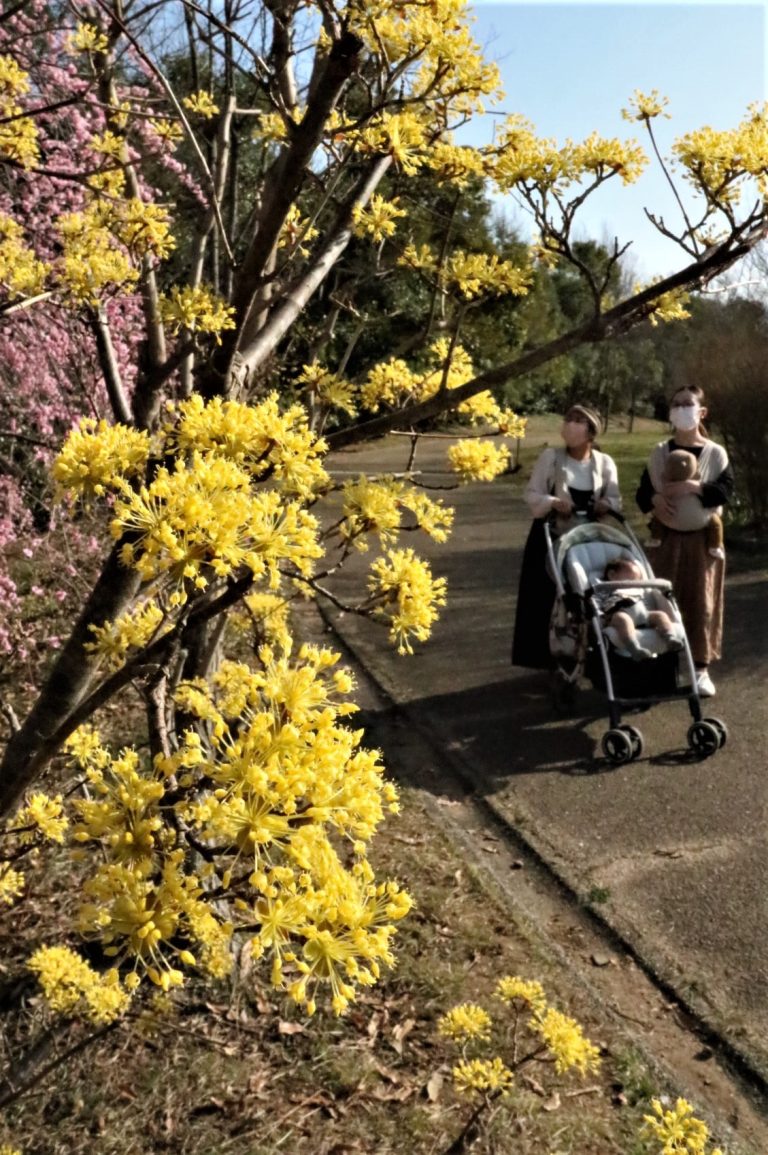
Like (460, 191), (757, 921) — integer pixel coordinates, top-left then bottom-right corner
(544, 512), (727, 764)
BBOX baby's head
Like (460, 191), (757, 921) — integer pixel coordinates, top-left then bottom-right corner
(664, 448), (698, 482)
(604, 557), (644, 582)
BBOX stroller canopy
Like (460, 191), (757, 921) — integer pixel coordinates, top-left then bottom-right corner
(553, 523), (652, 594)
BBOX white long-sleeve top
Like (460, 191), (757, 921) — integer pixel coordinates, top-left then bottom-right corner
(524, 446), (622, 519)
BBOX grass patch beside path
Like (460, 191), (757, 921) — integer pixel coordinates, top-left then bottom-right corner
(2, 784), (703, 1155)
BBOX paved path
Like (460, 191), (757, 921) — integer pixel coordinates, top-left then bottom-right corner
(322, 434), (768, 1083)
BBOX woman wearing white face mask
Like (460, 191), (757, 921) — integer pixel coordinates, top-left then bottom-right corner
(636, 385), (734, 697)
(512, 404), (622, 668)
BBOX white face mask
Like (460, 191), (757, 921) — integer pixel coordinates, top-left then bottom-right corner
(669, 404), (701, 432)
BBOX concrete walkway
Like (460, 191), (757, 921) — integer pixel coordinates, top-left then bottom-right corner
(322, 434), (768, 1083)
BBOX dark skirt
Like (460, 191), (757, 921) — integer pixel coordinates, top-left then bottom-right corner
(511, 517), (556, 669)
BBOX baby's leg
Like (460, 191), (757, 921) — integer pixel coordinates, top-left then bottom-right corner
(609, 611), (652, 660)
(648, 610), (684, 650)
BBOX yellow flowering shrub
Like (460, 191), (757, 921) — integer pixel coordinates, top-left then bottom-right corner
(439, 974), (601, 1128)
(13, 645), (411, 1019)
(643, 1097), (726, 1154)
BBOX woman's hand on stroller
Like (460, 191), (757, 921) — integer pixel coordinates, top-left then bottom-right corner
(593, 498), (613, 516)
(552, 496), (575, 515)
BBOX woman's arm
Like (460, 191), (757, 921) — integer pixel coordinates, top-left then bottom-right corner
(701, 463), (734, 508)
(524, 448), (559, 518)
(636, 467), (655, 513)
(596, 453), (622, 513)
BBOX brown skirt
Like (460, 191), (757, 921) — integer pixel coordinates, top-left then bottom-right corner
(645, 528), (724, 666)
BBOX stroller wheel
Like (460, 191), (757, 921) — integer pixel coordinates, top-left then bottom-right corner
(701, 717), (728, 749)
(617, 724), (645, 760)
(687, 720), (721, 758)
(601, 728), (634, 765)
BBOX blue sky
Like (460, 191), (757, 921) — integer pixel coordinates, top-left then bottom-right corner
(461, 2), (766, 278)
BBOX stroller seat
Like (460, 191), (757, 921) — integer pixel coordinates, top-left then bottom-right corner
(562, 538), (678, 658)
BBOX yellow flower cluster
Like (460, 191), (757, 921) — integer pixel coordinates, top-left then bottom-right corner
(438, 1003), (492, 1041)
(183, 90), (220, 118)
(340, 475), (453, 552)
(0, 214), (49, 299)
(673, 102), (768, 202)
(28, 946), (130, 1023)
(57, 209), (139, 304)
(491, 114), (647, 193)
(112, 454), (321, 596)
(356, 111), (429, 176)
(159, 284), (235, 342)
(360, 357), (416, 411)
(167, 393), (330, 499)
(447, 439), (510, 483)
(643, 1098), (725, 1155)
(352, 195), (407, 243)
(495, 974), (546, 1010)
(622, 88), (671, 123)
(15, 793), (69, 843)
(278, 204), (319, 256)
(53, 418), (150, 501)
(368, 548), (447, 654)
(533, 1006), (601, 1075)
(440, 974), (601, 1102)
(86, 600), (166, 670)
(0, 55), (38, 167)
(297, 362), (357, 417)
(347, 0), (501, 121)
(0, 866), (25, 906)
(67, 22), (109, 54)
(453, 1057), (514, 1095)
(425, 140), (487, 188)
(496, 409), (528, 440)
(398, 244), (530, 302)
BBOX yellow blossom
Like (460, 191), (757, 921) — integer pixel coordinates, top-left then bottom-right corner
(53, 418), (150, 501)
(352, 195), (407, 243)
(447, 439), (510, 483)
(15, 793), (69, 843)
(622, 88), (671, 122)
(67, 22), (109, 54)
(453, 1056), (514, 1095)
(495, 974), (546, 1011)
(159, 284), (236, 342)
(183, 90), (219, 118)
(0, 214), (49, 299)
(438, 1003), (493, 1041)
(0, 55), (38, 167)
(368, 547), (447, 654)
(642, 1097), (722, 1154)
(297, 363), (357, 416)
(0, 867), (25, 906)
(533, 1006), (601, 1074)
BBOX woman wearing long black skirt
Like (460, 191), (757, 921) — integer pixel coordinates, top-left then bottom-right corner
(512, 405), (622, 669)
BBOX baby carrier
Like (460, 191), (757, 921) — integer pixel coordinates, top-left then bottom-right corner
(544, 513), (727, 764)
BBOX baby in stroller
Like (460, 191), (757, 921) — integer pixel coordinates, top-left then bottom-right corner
(598, 557), (684, 661)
